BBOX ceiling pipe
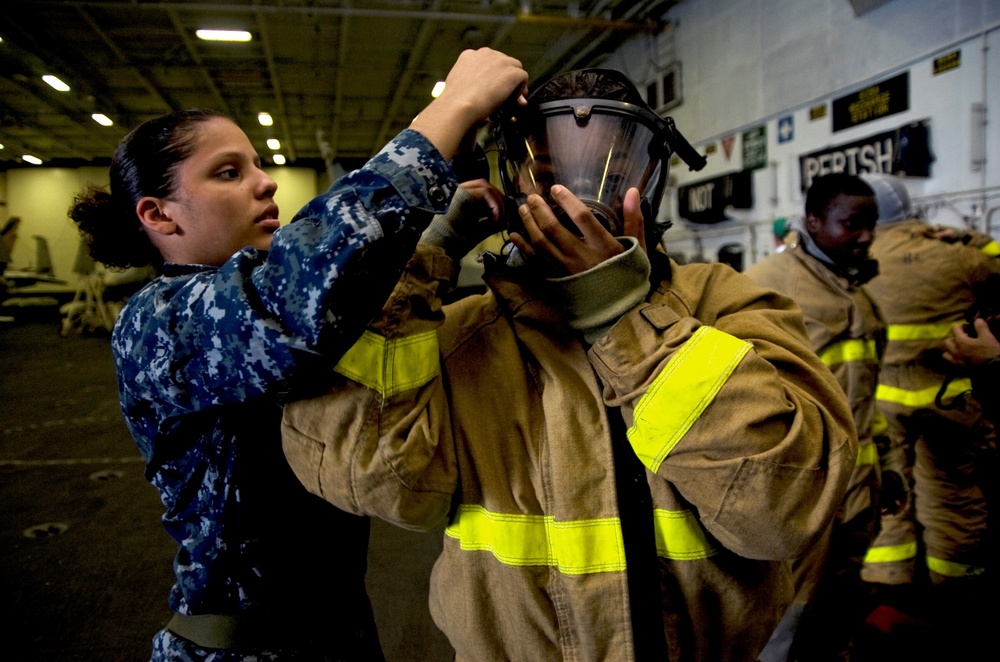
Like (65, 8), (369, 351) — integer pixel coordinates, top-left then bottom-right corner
(23, 1), (666, 34)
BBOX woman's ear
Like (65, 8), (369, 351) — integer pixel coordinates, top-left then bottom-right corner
(136, 197), (178, 236)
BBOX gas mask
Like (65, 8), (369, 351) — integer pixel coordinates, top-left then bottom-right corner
(493, 69), (705, 238)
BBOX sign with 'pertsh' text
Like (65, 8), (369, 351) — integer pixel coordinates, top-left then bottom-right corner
(798, 120), (933, 191)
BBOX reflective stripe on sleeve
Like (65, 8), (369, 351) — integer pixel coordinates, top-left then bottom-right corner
(444, 505), (718, 573)
(926, 555), (986, 578)
(652, 508), (718, 560)
(856, 440), (878, 467)
(864, 541), (918, 564)
(885, 323), (955, 341)
(876, 378), (973, 408)
(817, 338), (878, 367)
(333, 329), (439, 398)
(627, 326), (752, 473)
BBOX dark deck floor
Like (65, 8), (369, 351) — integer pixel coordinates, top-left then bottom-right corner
(1, 309), (451, 661)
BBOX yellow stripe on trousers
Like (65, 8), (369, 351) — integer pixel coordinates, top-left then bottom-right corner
(885, 323), (955, 341)
(876, 378), (973, 408)
(818, 338), (878, 366)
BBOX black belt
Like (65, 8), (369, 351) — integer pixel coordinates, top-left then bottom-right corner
(166, 612), (259, 650)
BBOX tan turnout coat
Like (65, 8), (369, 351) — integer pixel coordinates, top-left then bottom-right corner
(282, 245), (857, 661)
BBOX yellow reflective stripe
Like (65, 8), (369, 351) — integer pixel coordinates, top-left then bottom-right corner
(627, 327), (752, 473)
(333, 329), (439, 398)
(856, 441), (878, 467)
(652, 509), (717, 560)
(885, 323), (954, 341)
(981, 240), (1000, 257)
(926, 555), (986, 578)
(444, 505), (626, 574)
(817, 338), (878, 366)
(864, 541), (918, 564)
(445, 505), (719, 571)
(872, 411), (888, 437)
(876, 378), (972, 408)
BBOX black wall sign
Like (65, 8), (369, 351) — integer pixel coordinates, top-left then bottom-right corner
(832, 72), (909, 132)
(677, 169), (753, 224)
(799, 120), (933, 191)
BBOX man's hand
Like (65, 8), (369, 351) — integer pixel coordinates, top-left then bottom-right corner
(943, 318), (1000, 367)
(510, 185), (645, 276)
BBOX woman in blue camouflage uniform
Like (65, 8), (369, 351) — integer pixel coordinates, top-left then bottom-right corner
(68, 48), (527, 661)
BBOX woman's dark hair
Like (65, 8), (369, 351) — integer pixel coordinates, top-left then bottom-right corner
(69, 108), (229, 269)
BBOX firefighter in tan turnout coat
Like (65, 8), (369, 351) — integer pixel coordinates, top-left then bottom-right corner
(282, 70), (857, 661)
(860, 172), (999, 653)
(746, 173), (886, 661)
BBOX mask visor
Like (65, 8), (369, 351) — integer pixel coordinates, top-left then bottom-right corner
(501, 101), (665, 236)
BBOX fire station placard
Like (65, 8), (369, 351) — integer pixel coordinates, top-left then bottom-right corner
(677, 169), (753, 224)
(798, 119), (934, 191)
(832, 72), (909, 132)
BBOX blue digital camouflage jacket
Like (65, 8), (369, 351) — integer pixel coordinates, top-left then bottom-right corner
(112, 129), (455, 628)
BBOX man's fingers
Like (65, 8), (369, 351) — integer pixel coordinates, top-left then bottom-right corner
(622, 188), (646, 253)
(548, 186), (605, 243)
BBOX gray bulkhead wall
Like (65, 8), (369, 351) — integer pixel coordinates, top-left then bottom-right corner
(603, 0), (1000, 267)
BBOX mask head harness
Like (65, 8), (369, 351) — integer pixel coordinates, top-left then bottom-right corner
(493, 68), (705, 241)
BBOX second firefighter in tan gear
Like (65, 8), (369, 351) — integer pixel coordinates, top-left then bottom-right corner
(746, 172), (885, 661)
(860, 172), (998, 596)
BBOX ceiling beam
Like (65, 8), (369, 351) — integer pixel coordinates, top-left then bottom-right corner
(74, 4), (178, 120)
(19, 2), (665, 33)
(372, 0), (445, 152)
(166, 8), (234, 117)
(253, 12), (296, 162)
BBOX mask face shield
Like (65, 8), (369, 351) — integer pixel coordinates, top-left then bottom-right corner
(497, 99), (669, 237)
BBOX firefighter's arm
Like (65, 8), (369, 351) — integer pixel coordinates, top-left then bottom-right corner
(281, 244), (459, 532)
(587, 266), (858, 561)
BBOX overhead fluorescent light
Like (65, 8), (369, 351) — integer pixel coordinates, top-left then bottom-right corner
(196, 29), (252, 42)
(272, 154), (286, 165)
(431, 81), (446, 98)
(42, 75), (70, 92)
(266, 138), (281, 150)
(257, 112), (273, 126)
(92, 113), (114, 126)
(22, 154), (43, 165)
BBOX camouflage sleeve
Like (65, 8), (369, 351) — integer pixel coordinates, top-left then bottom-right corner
(114, 128), (457, 414)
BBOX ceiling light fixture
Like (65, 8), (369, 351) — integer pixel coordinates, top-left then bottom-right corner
(22, 154), (43, 165)
(92, 113), (114, 126)
(266, 138), (281, 150)
(257, 112), (273, 126)
(273, 154), (286, 165)
(196, 29), (252, 42)
(42, 75), (70, 92)
(431, 81), (446, 98)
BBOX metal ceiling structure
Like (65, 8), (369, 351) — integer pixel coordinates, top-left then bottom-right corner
(0, 0), (679, 172)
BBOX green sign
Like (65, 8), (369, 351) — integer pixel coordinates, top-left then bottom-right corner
(742, 126), (767, 170)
